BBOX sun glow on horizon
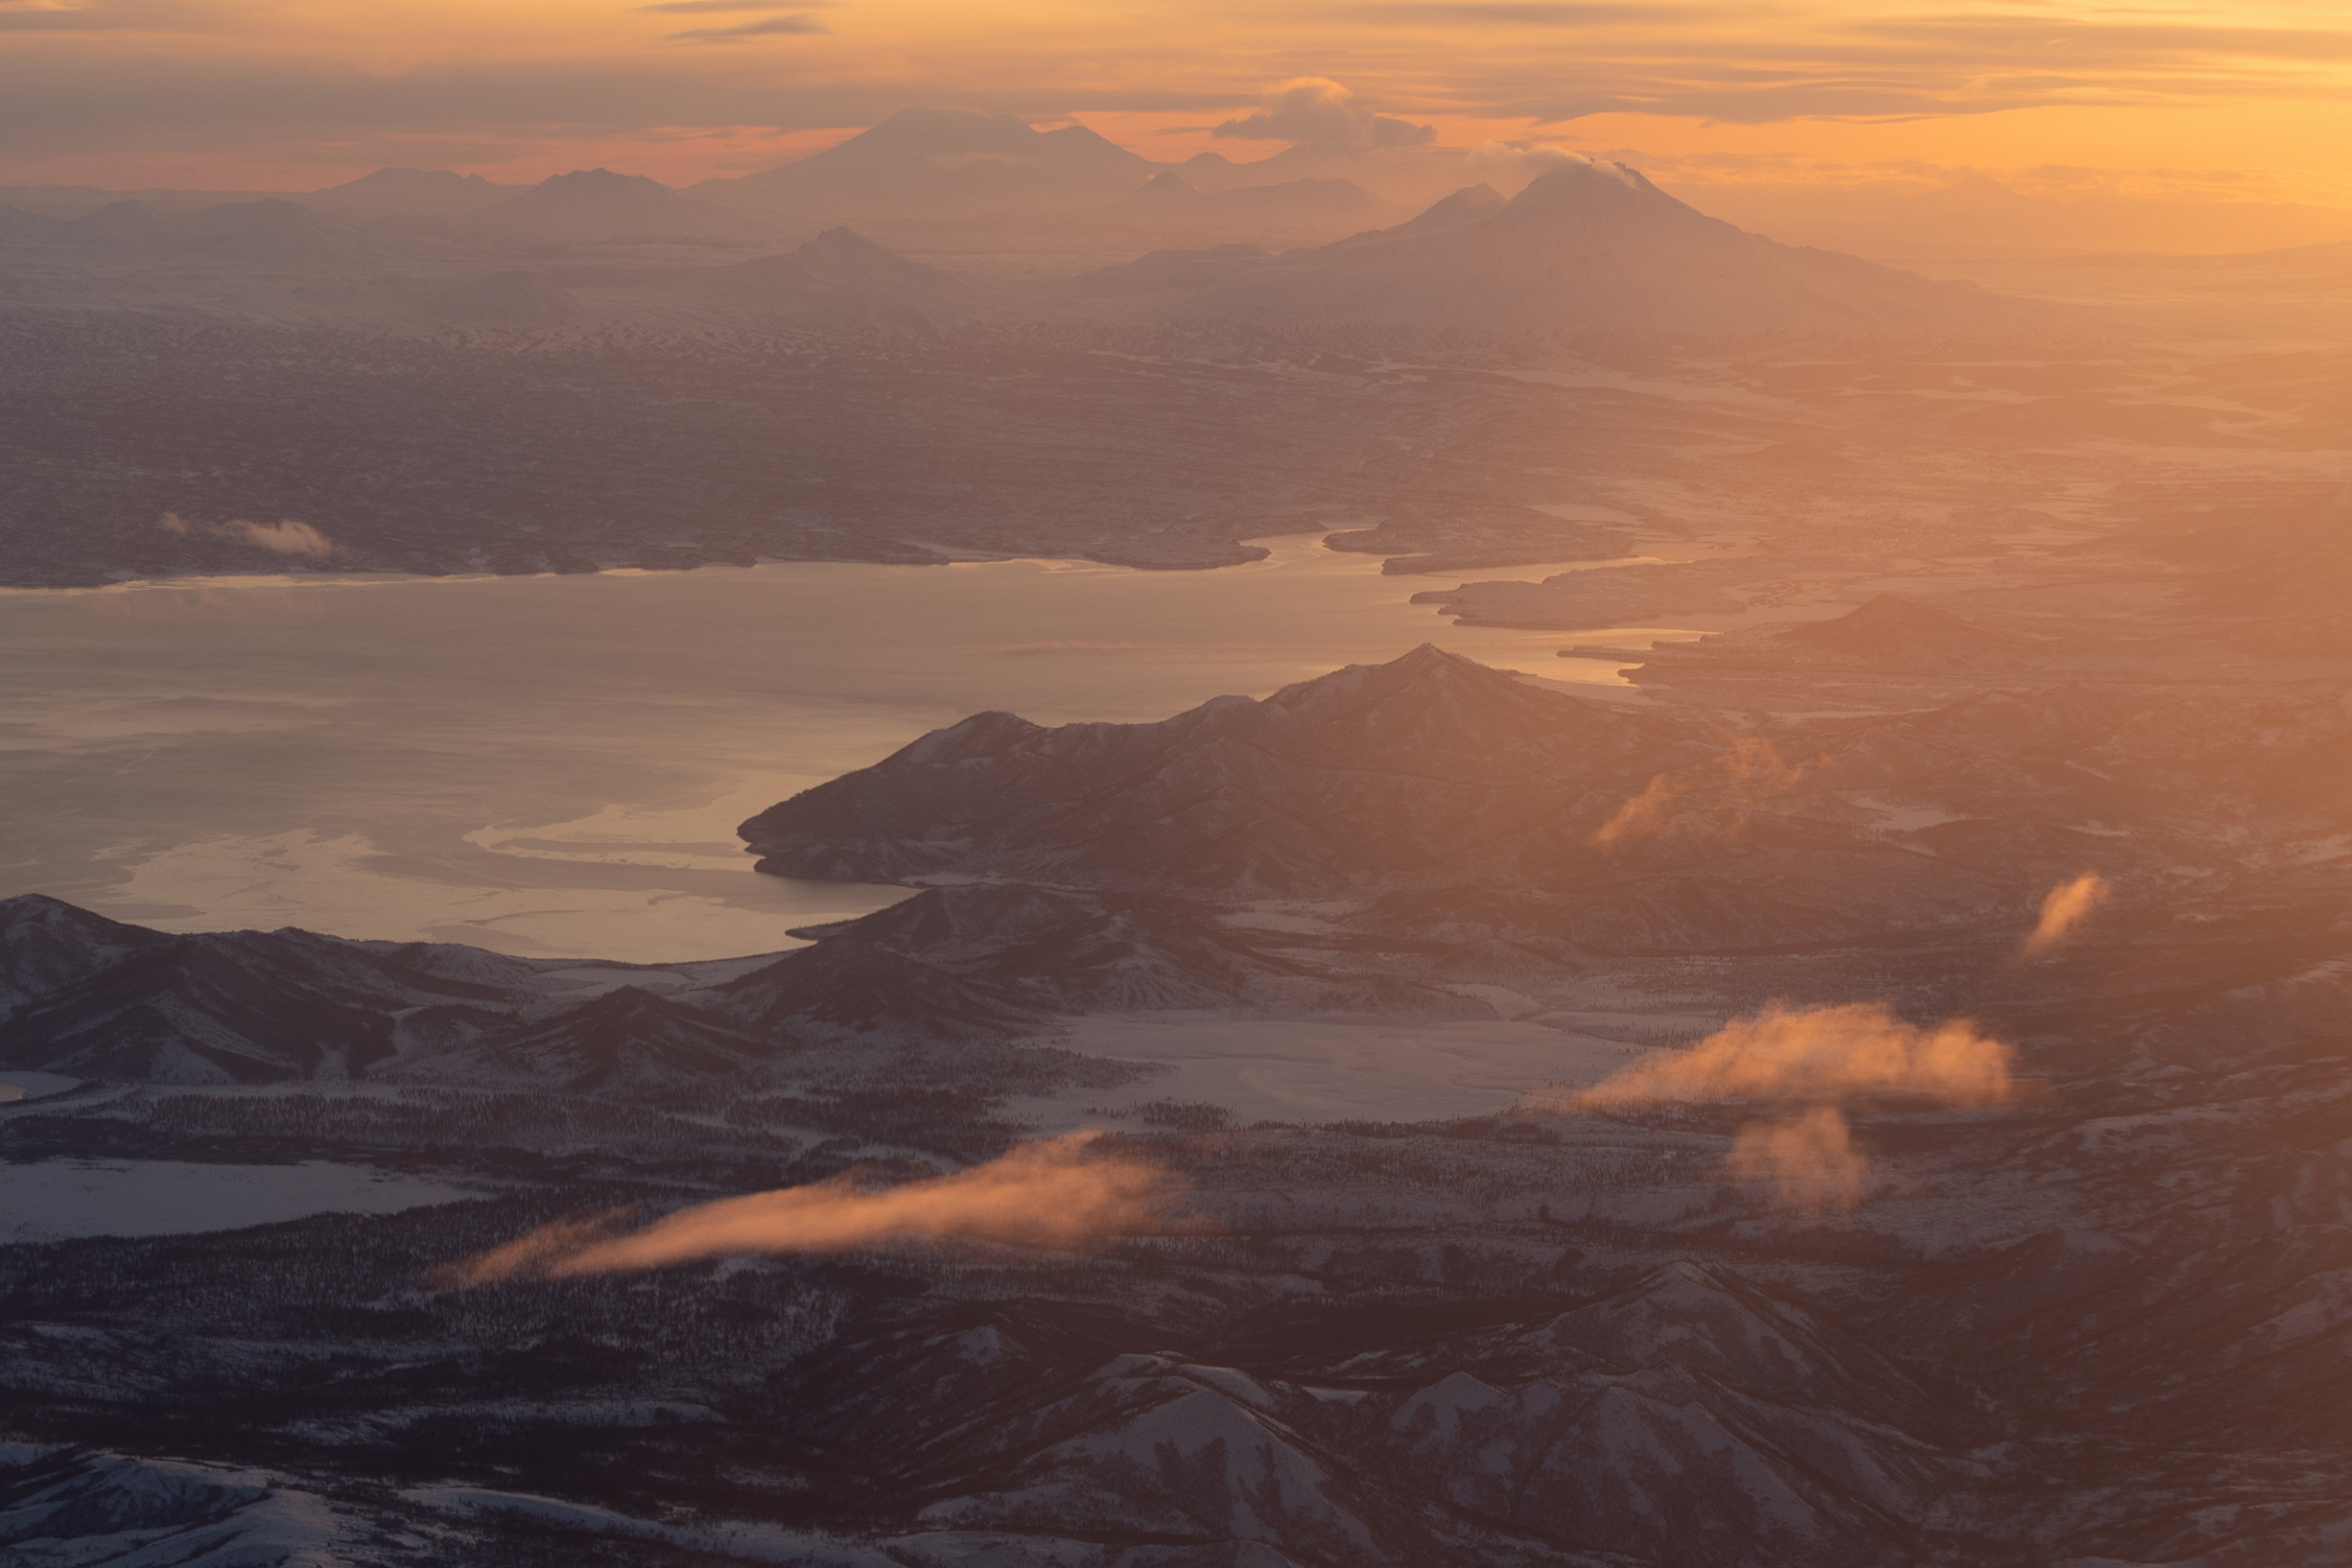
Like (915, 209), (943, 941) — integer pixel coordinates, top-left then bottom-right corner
(0, 0), (2346, 248)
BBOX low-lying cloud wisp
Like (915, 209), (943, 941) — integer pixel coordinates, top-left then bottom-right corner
(159, 513), (336, 558)
(1727, 1106), (1870, 1213)
(436, 1134), (1174, 1287)
(1562, 1002), (2016, 1212)
(2025, 871), (2111, 956)
(1593, 737), (1802, 850)
(1577, 1002), (2014, 1110)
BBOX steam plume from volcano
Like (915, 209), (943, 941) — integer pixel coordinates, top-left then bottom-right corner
(438, 1134), (1173, 1287)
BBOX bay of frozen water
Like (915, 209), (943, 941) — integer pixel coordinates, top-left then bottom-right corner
(0, 538), (1691, 961)
(0, 1159), (480, 1243)
(1027, 1014), (1656, 1127)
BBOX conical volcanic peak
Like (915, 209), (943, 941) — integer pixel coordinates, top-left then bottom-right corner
(793, 225), (953, 286)
(1262, 644), (1633, 757)
(1507, 157), (1670, 210)
(1117, 155), (2059, 339)
(1781, 595), (2032, 666)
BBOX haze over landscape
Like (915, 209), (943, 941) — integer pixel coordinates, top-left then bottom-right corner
(2, 2), (2351, 1565)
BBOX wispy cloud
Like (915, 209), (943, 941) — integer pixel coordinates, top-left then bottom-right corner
(1555, 1002), (2016, 1212)
(158, 513), (336, 558)
(2024, 871), (2111, 956)
(1, 1), (2343, 197)
(637, 0), (821, 11)
(1728, 1106), (1867, 1213)
(437, 1134), (1176, 1285)
(1336, 3), (1731, 25)
(1593, 736), (1802, 849)
(1213, 76), (1433, 148)
(662, 12), (828, 44)
(1576, 1002), (2015, 1111)
(0, 0), (211, 31)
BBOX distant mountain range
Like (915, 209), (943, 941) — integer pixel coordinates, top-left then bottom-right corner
(458, 167), (763, 244)
(0, 128), (2074, 342)
(0, 877), (1476, 1090)
(300, 166), (522, 220)
(691, 107), (1159, 220)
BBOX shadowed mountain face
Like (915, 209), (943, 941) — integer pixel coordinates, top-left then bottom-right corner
(0, 204), (56, 241)
(0, 897), (1004, 1089)
(299, 167), (521, 221)
(463, 168), (760, 244)
(1619, 594), (2045, 685)
(737, 644), (2352, 956)
(0, 885), (1487, 1090)
(413, 986), (775, 1093)
(0, 896), (164, 1018)
(10, 626), (2352, 1564)
(771, 1259), (1973, 1566)
(708, 935), (1045, 1045)
(679, 226), (993, 327)
(1779, 593), (2036, 667)
(793, 882), (1482, 1016)
(0, 926), (462, 1083)
(740, 645), (1692, 897)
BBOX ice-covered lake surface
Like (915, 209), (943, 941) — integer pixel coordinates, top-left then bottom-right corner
(1024, 1015), (1655, 1127)
(0, 539), (1690, 962)
(0, 1159), (480, 1243)
(0, 1073), (81, 1102)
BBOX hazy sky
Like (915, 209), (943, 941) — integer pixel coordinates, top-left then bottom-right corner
(2, 0), (2347, 208)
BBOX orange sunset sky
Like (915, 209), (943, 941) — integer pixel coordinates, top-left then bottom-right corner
(2, 0), (2347, 243)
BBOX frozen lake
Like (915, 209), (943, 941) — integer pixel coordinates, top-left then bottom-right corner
(0, 1159), (481, 1243)
(1029, 1014), (1655, 1127)
(0, 539), (1687, 961)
